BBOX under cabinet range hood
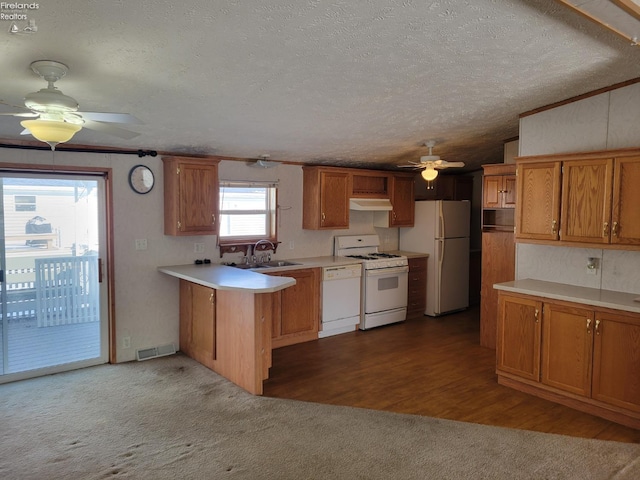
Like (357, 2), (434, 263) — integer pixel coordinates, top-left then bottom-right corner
(349, 198), (393, 211)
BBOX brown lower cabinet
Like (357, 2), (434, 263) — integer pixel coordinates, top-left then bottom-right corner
(497, 291), (640, 429)
(266, 268), (321, 348)
(407, 256), (427, 318)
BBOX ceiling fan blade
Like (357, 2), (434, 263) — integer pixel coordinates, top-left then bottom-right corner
(443, 162), (465, 168)
(0, 112), (38, 117)
(81, 119), (140, 139)
(78, 111), (142, 125)
(397, 164), (422, 168)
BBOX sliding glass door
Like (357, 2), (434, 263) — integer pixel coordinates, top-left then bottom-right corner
(0, 172), (108, 382)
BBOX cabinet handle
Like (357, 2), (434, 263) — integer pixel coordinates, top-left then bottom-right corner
(534, 308), (539, 322)
(209, 293), (214, 304)
(393, 211), (397, 220)
(612, 222), (619, 237)
(321, 212), (325, 223)
(586, 318), (592, 334)
(177, 221), (182, 230)
(551, 220), (557, 235)
(212, 214), (216, 225)
(595, 319), (601, 335)
(603, 222), (609, 237)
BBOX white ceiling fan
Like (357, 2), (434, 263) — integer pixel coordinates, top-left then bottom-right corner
(247, 154), (280, 168)
(0, 60), (141, 149)
(399, 140), (465, 181)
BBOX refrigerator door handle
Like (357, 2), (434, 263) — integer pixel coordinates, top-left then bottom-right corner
(436, 238), (444, 315)
(438, 202), (445, 238)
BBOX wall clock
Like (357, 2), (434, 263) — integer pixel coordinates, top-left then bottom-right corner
(128, 165), (155, 194)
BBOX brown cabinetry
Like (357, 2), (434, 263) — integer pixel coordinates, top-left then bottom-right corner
(497, 291), (640, 428)
(496, 293), (541, 381)
(516, 152), (640, 248)
(267, 268), (321, 348)
(515, 161), (561, 241)
(163, 156), (219, 236)
(480, 231), (515, 349)
(417, 175), (473, 201)
(374, 174), (415, 228)
(302, 167), (350, 230)
(406, 256), (427, 318)
(179, 280), (216, 368)
(480, 164), (516, 349)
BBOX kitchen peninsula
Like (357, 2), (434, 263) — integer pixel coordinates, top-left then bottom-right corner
(158, 264), (296, 395)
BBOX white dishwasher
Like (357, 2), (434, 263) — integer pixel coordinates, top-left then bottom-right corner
(319, 263), (362, 338)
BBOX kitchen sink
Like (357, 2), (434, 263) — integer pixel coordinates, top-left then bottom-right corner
(229, 260), (301, 270)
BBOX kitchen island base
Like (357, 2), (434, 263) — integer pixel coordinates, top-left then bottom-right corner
(179, 279), (274, 395)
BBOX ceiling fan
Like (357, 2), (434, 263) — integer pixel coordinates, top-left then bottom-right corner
(247, 154), (280, 168)
(399, 141), (465, 181)
(0, 60), (141, 149)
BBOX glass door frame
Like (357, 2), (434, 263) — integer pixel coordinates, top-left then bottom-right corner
(0, 162), (116, 374)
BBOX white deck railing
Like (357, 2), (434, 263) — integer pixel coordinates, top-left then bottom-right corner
(34, 256), (99, 327)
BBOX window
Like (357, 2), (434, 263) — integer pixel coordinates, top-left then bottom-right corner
(218, 181), (277, 242)
(14, 195), (36, 212)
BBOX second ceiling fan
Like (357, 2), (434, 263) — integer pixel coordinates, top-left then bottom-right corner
(399, 141), (465, 181)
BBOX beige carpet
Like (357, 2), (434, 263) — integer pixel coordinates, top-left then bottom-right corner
(0, 354), (638, 479)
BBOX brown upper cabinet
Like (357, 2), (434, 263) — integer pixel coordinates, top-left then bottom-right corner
(515, 161), (561, 241)
(374, 173), (415, 228)
(302, 166), (351, 230)
(516, 152), (640, 248)
(163, 156), (220, 236)
(483, 165), (516, 209)
(303, 166), (416, 230)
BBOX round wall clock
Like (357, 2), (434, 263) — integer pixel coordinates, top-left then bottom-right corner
(128, 165), (155, 194)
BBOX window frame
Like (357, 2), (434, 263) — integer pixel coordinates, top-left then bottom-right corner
(217, 180), (278, 246)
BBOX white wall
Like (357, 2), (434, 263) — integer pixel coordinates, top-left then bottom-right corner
(0, 150), (400, 362)
(516, 82), (640, 295)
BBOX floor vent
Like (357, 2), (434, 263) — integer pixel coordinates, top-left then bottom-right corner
(136, 343), (176, 361)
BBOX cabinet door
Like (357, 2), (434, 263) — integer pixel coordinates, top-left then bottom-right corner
(179, 280), (215, 365)
(268, 268), (320, 347)
(516, 162), (561, 241)
(480, 231), (515, 349)
(407, 256), (427, 317)
(560, 159), (613, 244)
(389, 175), (415, 227)
(502, 175), (517, 208)
(496, 294), (542, 381)
(541, 303), (593, 396)
(483, 176), (503, 208)
(611, 156), (640, 245)
(592, 312), (640, 412)
(178, 162), (218, 235)
(319, 171), (350, 229)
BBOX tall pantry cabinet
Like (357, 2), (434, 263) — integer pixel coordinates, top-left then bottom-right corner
(480, 163), (516, 349)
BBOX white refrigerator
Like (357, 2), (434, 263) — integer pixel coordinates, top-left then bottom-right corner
(399, 200), (470, 316)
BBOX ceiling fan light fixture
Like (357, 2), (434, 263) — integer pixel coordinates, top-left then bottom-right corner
(421, 168), (438, 182)
(21, 119), (81, 149)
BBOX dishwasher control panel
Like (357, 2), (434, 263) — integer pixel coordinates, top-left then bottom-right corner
(323, 264), (362, 281)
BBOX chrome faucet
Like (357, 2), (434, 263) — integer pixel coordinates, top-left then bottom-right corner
(253, 239), (276, 263)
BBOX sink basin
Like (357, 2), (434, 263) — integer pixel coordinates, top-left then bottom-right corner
(260, 260), (301, 268)
(229, 261), (300, 270)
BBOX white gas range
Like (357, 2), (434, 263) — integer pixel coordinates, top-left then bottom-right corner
(334, 235), (409, 330)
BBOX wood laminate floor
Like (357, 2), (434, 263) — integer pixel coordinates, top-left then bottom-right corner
(263, 306), (640, 444)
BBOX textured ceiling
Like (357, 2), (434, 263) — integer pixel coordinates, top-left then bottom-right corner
(1, 0), (640, 171)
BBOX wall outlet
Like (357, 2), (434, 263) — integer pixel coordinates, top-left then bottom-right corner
(194, 243), (205, 253)
(289, 240), (295, 250)
(122, 336), (131, 349)
(135, 239), (147, 250)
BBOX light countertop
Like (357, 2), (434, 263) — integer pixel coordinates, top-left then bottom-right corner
(158, 264), (296, 293)
(494, 279), (640, 314)
(158, 256), (366, 293)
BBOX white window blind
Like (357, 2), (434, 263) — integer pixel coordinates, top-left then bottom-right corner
(218, 181), (277, 241)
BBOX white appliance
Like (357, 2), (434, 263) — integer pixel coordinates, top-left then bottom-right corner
(400, 200), (470, 316)
(320, 264), (362, 338)
(334, 235), (409, 330)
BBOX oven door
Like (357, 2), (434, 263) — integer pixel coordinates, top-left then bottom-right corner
(364, 265), (409, 314)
